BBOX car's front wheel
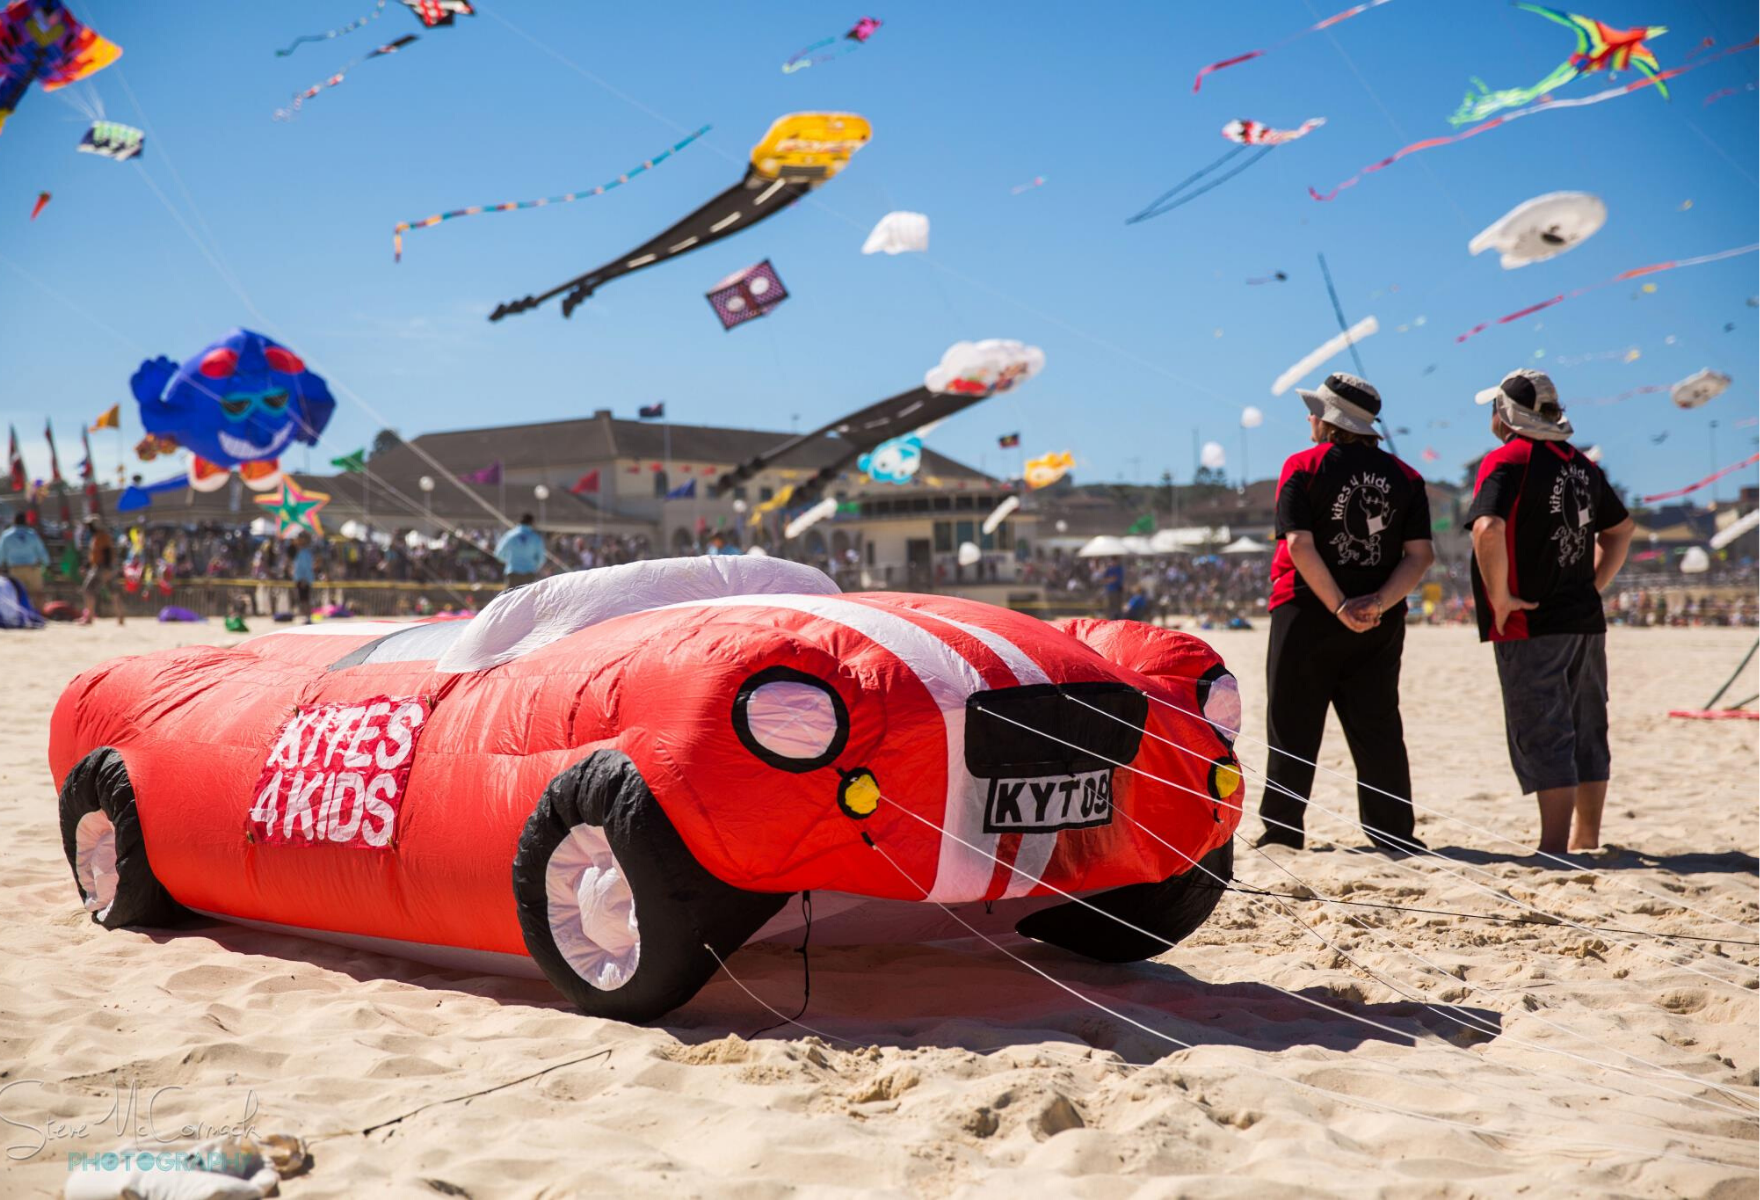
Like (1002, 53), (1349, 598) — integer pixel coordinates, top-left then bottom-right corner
(512, 751), (789, 1022)
(58, 748), (185, 929)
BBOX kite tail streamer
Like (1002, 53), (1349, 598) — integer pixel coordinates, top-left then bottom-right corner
(1703, 82), (1756, 106)
(275, 0), (387, 56)
(1312, 37), (1760, 200)
(1126, 146), (1272, 224)
(392, 125), (712, 261)
(274, 34), (417, 120)
(1455, 244), (1759, 343)
(1191, 0), (1396, 92)
(1642, 453), (1760, 503)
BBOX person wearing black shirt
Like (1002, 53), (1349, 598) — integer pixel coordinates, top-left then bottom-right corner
(1466, 369), (1634, 855)
(1257, 374), (1435, 853)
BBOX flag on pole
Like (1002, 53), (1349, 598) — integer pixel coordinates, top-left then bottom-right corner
(1125, 513), (1154, 535)
(79, 427), (103, 518)
(90, 404), (121, 431)
(44, 420), (66, 488)
(569, 469), (601, 495)
(998, 432), (1021, 448)
(6, 426), (24, 492)
(664, 477), (697, 500)
(638, 402), (665, 419)
(459, 460), (502, 485)
(330, 448), (367, 473)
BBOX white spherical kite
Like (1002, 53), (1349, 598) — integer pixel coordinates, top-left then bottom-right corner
(1468, 192), (1606, 270)
(1670, 368), (1731, 409)
(1200, 441), (1227, 470)
(956, 541), (981, 566)
(861, 211), (930, 255)
(1240, 405), (1264, 429)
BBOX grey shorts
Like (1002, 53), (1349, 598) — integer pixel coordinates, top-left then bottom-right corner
(1493, 633), (1610, 794)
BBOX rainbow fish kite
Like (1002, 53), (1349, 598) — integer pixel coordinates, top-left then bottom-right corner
(394, 126), (711, 261)
(1450, 4), (1668, 125)
(0, 0), (122, 137)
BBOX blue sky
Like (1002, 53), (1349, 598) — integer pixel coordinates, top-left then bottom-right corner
(2, 0), (1756, 511)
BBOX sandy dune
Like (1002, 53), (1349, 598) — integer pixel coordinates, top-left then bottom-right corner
(1, 620), (1754, 1198)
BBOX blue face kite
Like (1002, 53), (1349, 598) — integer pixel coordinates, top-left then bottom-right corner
(858, 433), (923, 484)
(130, 328), (336, 471)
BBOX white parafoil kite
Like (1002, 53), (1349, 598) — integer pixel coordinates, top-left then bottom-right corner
(1271, 317), (1378, 396)
(1582, 444), (1604, 463)
(1671, 368), (1731, 409)
(981, 494), (1019, 535)
(1468, 192), (1606, 270)
(925, 339), (1046, 397)
(1200, 441), (1227, 470)
(956, 541), (982, 566)
(1679, 546), (1711, 574)
(1240, 405), (1264, 429)
(861, 211), (930, 255)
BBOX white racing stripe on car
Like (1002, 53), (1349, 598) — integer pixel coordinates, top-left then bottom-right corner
(889, 608), (1060, 899)
(661, 594), (999, 902)
(251, 621), (412, 639)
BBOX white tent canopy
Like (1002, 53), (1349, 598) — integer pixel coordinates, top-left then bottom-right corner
(1149, 526), (1229, 553)
(1221, 536), (1272, 554)
(1076, 535), (1132, 558)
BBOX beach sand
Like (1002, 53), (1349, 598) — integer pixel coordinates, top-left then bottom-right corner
(1, 621), (1754, 1198)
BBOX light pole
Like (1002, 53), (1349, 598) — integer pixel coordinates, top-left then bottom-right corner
(418, 474), (434, 524)
(534, 483), (550, 527)
(1709, 420), (1720, 503)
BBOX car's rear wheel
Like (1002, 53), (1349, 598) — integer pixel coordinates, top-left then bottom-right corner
(1015, 841), (1232, 963)
(512, 750), (789, 1022)
(58, 748), (185, 929)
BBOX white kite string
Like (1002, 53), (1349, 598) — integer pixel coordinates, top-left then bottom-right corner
(1139, 688), (1760, 936)
(861, 833), (1753, 1170)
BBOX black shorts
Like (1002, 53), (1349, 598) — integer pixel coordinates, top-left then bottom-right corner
(1493, 633), (1611, 793)
(294, 581), (313, 607)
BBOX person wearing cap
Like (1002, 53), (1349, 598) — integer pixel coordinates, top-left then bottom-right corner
(1466, 369), (1635, 855)
(1257, 374), (1435, 853)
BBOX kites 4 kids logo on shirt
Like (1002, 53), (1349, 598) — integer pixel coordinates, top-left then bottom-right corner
(248, 697), (428, 848)
(1548, 463), (1595, 566)
(1328, 471), (1393, 567)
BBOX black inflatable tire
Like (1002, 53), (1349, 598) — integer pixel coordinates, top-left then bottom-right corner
(1015, 841), (1232, 963)
(512, 750), (789, 1022)
(57, 748), (185, 929)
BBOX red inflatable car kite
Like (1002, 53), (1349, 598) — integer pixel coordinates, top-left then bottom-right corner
(53, 558), (1242, 1021)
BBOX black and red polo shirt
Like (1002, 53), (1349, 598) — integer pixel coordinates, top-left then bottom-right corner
(1269, 442), (1432, 612)
(1464, 437), (1630, 643)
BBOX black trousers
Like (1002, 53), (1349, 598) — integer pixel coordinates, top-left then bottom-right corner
(1258, 602), (1416, 849)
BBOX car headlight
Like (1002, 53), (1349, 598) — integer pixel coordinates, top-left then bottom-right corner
(732, 666), (849, 773)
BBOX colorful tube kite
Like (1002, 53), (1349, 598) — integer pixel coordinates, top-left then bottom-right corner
(274, 33), (417, 120)
(1642, 452), (1760, 503)
(393, 126), (710, 261)
(1312, 37), (1757, 200)
(1192, 0), (1394, 92)
(1449, 4), (1669, 126)
(782, 16), (880, 73)
(53, 559), (1242, 1020)
(276, 0), (470, 55)
(1127, 117), (1322, 224)
(1455, 244), (1758, 343)
(491, 112), (871, 321)
(0, 0), (122, 136)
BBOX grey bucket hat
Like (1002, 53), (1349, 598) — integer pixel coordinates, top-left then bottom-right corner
(1475, 368), (1574, 442)
(1296, 372), (1381, 437)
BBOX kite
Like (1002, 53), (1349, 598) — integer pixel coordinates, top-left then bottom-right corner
(1642, 452), (1760, 502)
(275, 0), (468, 56)
(706, 260), (789, 330)
(956, 541), (981, 566)
(1192, 0), (1394, 92)
(782, 496), (837, 538)
(1272, 316), (1379, 395)
(1127, 117), (1323, 223)
(1449, 4), (1669, 126)
(274, 33), (417, 120)
(861, 210), (928, 255)
(1010, 176), (1046, 194)
(1671, 368), (1731, 409)
(1651, 431), (1669, 444)
(53, 558), (1242, 1020)
(254, 477), (331, 538)
(1240, 406), (1264, 429)
(981, 494), (1019, 535)
(859, 434), (922, 484)
(1422, 446), (1439, 462)
(1199, 442), (1226, 471)
(1247, 270), (1288, 284)
(0, 0), (121, 137)
(782, 16), (880, 73)
(491, 112), (871, 321)
(1313, 37), (1758, 200)
(1023, 450), (1074, 489)
(120, 329), (335, 511)
(393, 126), (709, 261)
(28, 189), (48, 219)
(1705, 82), (1756, 106)
(1224, 117), (1325, 145)
(1468, 192), (1606, 268)
(1455, 243), (1758, 342)
(77, 119), (143, 161)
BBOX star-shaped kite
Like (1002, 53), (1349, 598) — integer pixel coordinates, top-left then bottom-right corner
(255, 477), (330, 538)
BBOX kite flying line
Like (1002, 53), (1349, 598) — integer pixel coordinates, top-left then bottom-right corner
(1310, 37), (1760, 200)
(392, 125), (711, 261)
